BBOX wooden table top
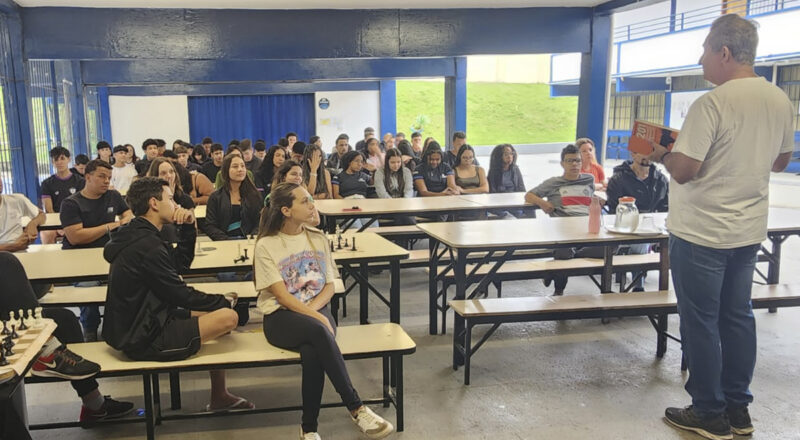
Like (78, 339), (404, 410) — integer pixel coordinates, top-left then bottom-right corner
(19, 233), (407, 281)
(455, 192), (532, 209)
(315, 196), (484, 216)
(418, 213), (670, 249)
(42, 206), (206, 231)
(766, 207), (800, 233)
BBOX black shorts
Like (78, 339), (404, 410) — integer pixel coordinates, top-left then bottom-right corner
(126, 310), (201, 362)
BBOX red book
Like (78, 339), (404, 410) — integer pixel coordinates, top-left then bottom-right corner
(628, 120), (679, 155)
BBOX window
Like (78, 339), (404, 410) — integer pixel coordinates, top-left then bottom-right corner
(0, 15), (16, 193)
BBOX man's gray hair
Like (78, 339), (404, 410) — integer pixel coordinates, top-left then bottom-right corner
(707, 14), (759, 65)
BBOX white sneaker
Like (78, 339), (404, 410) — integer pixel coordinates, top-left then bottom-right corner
(351, 406), (394, 439)
(299, 426), (321, 440)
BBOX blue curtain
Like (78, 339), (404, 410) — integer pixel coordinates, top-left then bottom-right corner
(188, 94), (315, 146)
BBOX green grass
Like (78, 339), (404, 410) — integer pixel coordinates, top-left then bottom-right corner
(396, 81), (578, 146)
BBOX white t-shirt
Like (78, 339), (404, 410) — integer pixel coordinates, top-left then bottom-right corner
(0, 194), (39, 244)
(111, 164), (137, 195)
(668, 77), (795, 249)
(254, 226), (338, 315)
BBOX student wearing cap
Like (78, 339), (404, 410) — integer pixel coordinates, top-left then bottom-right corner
(135, 138), (159, 176)
(110, 145), (137, 194)
(355, 127), (375, 153)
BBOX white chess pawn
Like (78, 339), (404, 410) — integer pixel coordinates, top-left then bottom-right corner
(8, 311), (16, 328)
(26, 310), (33, 327)
(34, 307), (44, 329)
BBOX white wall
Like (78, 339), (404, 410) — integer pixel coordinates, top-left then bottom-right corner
(108, 95), (190, 148)
(314, 90), (379, 149)
(669, 90), (707, 129)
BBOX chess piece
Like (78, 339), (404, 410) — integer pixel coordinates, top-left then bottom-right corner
(34, 307), (44, 329)
(3, 338), (13, 357)
(329, 239), (335, 253)
(351, 236), (357, 252)
(337, 235), (342, 250)
(10, 325), (18, 340)
(0, 349), (7, 366)
(344, 238), (349, 249)
(1, 321), (8, 336)
(17, 309), (28, 331)
(335, 224), (342, 242)
(7, 311), (15, 329)
(26, 310), (34, 328)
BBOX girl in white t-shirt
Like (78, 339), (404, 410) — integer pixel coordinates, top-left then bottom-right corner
(253, 182), (394, 440)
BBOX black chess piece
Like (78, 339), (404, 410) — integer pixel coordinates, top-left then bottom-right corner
(344, 238), (349, 248)
(3, 338), (12, 357)
(0, 349), (7, 366)
(18, 316), (28, 331)
(351, 237), (357, 251)
(329, 239), (335, 252)
(337, 236), (342, 250)
(9, 325), (18, 340)
(1, 321), (8, 336)
(243, 249), (249, 261)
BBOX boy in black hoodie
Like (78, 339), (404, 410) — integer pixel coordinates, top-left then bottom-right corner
(103, 177), (253, 411)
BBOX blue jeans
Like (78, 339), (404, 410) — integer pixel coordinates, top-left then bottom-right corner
(628, 243), (650, 289)
(76, 281), (102, 332)
(669, 234), (760, 416)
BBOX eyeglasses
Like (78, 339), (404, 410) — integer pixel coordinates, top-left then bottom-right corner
(564, 158), (582, 164)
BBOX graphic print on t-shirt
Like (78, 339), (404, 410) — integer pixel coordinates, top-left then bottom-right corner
(278, 250), (328, 303)
(559, 184), (592, 216)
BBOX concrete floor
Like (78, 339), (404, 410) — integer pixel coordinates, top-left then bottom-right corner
(24, 155), (800, 440)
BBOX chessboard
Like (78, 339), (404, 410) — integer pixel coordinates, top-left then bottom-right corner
(0, 309), (57, 381)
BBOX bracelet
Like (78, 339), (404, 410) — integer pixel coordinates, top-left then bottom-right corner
(659, 151), (672, 163)
(310, 172), (318, 177)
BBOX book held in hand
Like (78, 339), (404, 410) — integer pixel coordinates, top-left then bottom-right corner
(628, 120), (679, 155)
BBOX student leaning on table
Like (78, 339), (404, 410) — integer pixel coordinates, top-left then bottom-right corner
(103, 177), (253, 412)
(646, 15), (794, 440)
(0, 178), (45, 253)
(254, 182), (394, 440)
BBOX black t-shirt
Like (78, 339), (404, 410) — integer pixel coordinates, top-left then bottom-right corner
(413, 162), (453, 194)
(332, 171), (370, 198)
(134, 158), (153, 177)
(200, 162), (221, 183)
(40, 173), (85, 213)
(160, 192), (195, 243)
(60, 190), (130, 249)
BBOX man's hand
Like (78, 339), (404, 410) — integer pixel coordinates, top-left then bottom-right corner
(10, 233), (29, 252)
(223, 291), (238, 308)
(173, 207), (195, 225)
(645, 140), (670, 163)
(24, 225), (38, 242)
(539, 200), (555, 214)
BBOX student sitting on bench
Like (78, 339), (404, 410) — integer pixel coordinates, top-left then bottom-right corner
(40, 146), (85, 244)
(254, 182), (394, 440)
(204, 154), (262, 241)
(413, 141), (459, 197)
(103, 177), (253, 412)
(525, 144), (601, 295)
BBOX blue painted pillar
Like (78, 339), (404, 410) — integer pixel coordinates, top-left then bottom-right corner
(97, 86), (113, 146)
(445, 57), (467, 141)
(5, 14), (38, 202)
(379, 80), (396, 136)
(576, 13), (612, 164)
(70, 60), (89, 156)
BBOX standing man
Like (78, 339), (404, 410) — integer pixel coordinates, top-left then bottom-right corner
(648, 15), (794, 440)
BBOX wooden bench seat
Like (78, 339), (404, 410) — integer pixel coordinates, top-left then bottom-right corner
(39, 280), (345, 307)
(27, 323), (415, 439)
(448, 284), (800, 384)
(370, 225), (426, 238)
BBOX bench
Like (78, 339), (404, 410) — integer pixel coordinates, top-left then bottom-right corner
(27, 323), (416, 439)
(449, 284), (800, 384)
(431, 253), (661, 334)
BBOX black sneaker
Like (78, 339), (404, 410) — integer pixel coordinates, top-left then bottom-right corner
(727, 406), (754, 436)
(80, 396), (135, 426)
(32, 346), (100, 380)
(664, 406), (732, 440)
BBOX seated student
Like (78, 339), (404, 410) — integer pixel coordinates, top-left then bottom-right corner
(285, 132), (298, 151)
(413, 141), (460, 197)
(254, 145), (288, 194)
(326, 134), (351, 176)
(124, 144), (138, 166)
(410, 132), (423, 158)
(155, 139), (167, 157)
(355, 127), (374, 153)
(254, 182), (394, 440)
(201, 136), (213, 156)
(442, 131), (478, 168)
(396, 139), (418, 172)
(95, 141), (113, 164)
(147, 158), (195, 243)
(453, 144), (489, 194)
(382, 132), (394, 151)
(363, 138), (384, 173)
(162, 150), (195, 196)
(175, 144), (201, 172)
(200, 143), (225, 183)
(308, 135), (323, 149)
(188, 166), (214, 206)
(70, 153), (89, 178)
(204, 154), (262, 241)
(40, 146), (85, 244)
(135, 138), (159, 177)
(606, 150), (669, 291)
(278, 137), (290, 157)
(103, 177), (253, 412)
(253, 139), (267, 161)
(0, 178), (45, 253)
(110, 145), (137, 194)
(576, 138), (606, 190)
(190, 144), (208, 167)
(525, 144), (599, 295)
(60, 159), (134, 340)
(302, 144), (332, 200)
(0, 252), (134, 425)
(291, 141), (307, 163)
(240, 139), (262, 173)
(332, 151), (372, 199)
(487, 144), (526, 218)
(214, 146), (257, 189)
(265, 160), (304, 207)
(375, 149), (416, 226)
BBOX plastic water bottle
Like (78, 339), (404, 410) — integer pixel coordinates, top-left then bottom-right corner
(588, 196), (602, 234)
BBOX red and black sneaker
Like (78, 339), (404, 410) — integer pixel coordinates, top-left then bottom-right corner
(80, 396), (135, 427)
(32, 346), (100, 380)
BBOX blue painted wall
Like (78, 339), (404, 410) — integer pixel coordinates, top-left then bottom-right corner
(576, 13), (613, 163)
(22, 7), (592, 60)
(379, 80), (397, 136)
